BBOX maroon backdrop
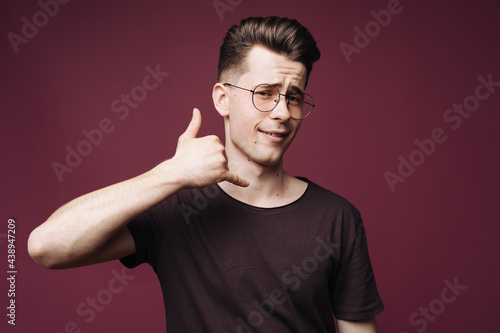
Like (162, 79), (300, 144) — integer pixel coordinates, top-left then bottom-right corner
(1, 0), (499, 332)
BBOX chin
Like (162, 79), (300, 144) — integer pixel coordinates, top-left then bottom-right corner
(231, 141), (288, 166)
(250, 152), (284, 166)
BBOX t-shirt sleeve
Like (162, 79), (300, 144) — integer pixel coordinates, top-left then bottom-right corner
(330, 206), (384, 320)
(120, 197), (174, 272)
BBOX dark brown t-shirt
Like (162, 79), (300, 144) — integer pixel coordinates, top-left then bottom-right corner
(121, 178), (384, 332)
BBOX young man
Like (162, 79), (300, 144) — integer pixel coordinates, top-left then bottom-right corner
(29, 17), (384, 332)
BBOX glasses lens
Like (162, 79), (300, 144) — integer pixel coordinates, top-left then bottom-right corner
(251, 84), (315, 119)
(252, 84), (279, 112)
(288, 93), (314, 119)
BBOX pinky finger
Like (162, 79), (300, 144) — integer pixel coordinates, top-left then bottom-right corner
(225, 172), (250, 187)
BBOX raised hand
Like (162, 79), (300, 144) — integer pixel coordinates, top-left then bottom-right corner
(169, 108), (249, 188)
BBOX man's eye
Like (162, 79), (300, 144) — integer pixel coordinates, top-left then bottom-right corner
(289, 94), (303, 103)
(255, 91), (273, 97)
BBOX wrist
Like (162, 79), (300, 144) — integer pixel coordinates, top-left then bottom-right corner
(148, 158), (186, 192)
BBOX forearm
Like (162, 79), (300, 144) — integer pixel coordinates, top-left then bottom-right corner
(337, 317), (378, 333)
(29, 108), (248, 269)
(28, 160), (182, 268)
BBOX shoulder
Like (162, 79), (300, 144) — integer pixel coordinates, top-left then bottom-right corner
(300, 178), (365, 231)
(301, 178), (359, 212)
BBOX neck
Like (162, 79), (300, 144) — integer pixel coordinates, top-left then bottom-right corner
(218, 146), (306, 208)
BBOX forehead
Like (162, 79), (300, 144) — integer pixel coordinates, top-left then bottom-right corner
(237, 46), (307, 91)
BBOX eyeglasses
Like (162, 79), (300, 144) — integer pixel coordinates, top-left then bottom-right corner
(223, 83), (315, 120)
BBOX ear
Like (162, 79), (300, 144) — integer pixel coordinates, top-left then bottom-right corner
(212, 82), (229, 117)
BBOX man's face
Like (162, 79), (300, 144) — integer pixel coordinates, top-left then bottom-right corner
(222, 46), (308, 167)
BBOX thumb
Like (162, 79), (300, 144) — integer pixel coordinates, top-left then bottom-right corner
(181, 108), (202, 139)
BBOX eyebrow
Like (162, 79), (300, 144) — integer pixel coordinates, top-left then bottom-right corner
(266, 83), (304, 94)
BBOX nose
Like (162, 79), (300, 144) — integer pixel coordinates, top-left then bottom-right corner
(268, 93), (292, 122)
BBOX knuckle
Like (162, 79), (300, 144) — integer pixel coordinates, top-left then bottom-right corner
(208, 135), (221, 143)
(217, 169), (227, 178)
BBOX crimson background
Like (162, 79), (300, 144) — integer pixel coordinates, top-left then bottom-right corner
(1, 0), (499, 332)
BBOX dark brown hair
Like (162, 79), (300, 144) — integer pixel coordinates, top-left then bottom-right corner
(217, 16), (321, 86)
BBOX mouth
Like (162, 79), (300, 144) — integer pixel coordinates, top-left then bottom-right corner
(258, 129), (290, 142)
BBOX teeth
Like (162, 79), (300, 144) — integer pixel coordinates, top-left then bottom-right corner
(259, 130), (287, 137)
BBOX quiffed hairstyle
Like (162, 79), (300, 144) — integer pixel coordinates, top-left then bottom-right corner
(217, 16), (321, 86)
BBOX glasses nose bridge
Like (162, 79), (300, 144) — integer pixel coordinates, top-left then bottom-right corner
(274, 91), (291, 108)
(269, 91), (293, 121)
